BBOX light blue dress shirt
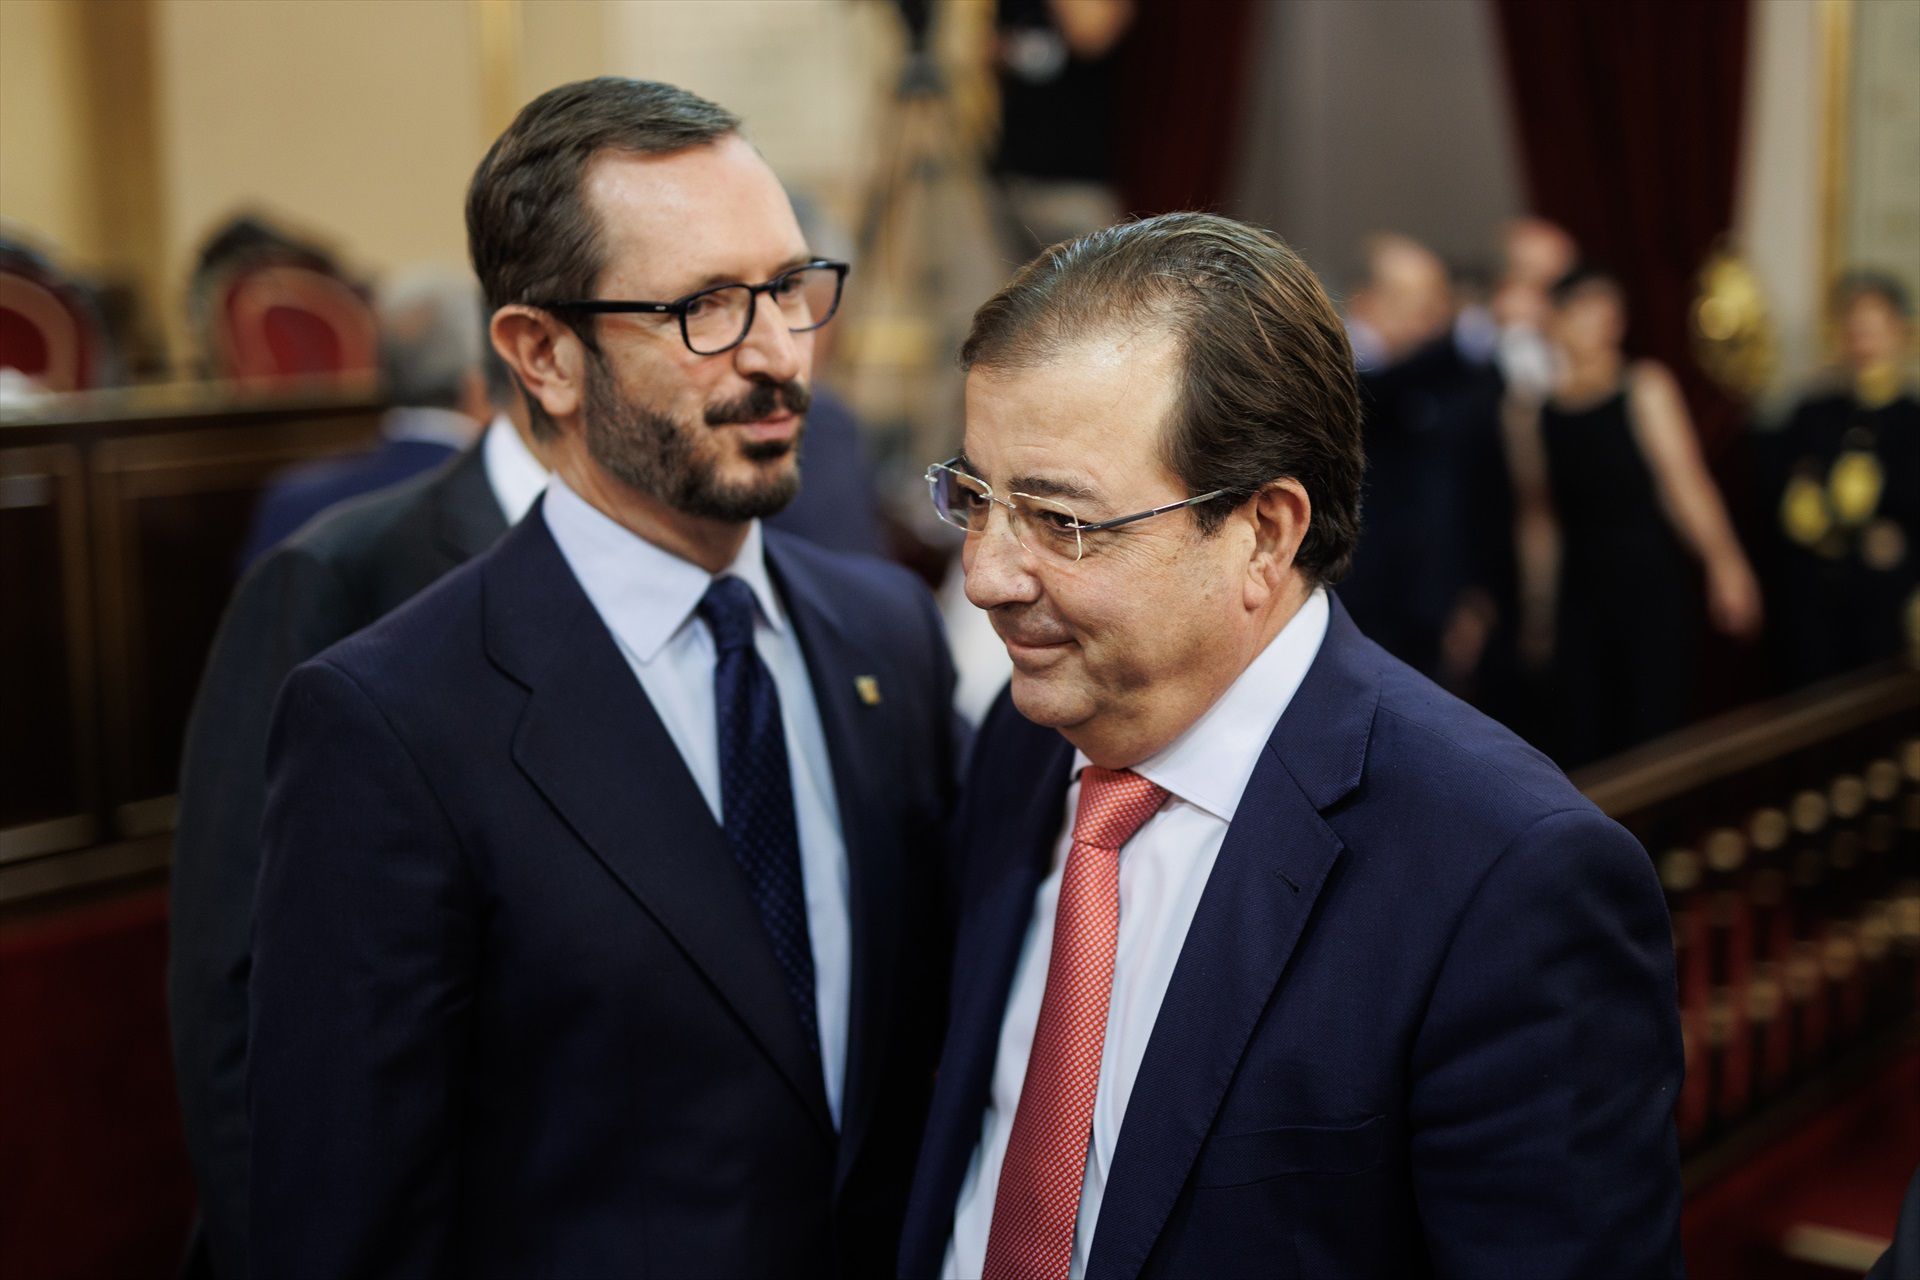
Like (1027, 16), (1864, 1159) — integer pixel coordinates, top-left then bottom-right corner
(542, 473), (852, 1125)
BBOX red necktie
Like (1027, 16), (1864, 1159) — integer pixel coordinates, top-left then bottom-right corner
(982, 767), (1170, 1280)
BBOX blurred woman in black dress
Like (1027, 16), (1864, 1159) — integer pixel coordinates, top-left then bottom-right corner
(1771, 273), (1920, 687)
(1504, 267), (1763, 767)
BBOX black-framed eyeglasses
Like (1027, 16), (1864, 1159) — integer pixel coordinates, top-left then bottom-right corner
(926, 459), (1231, 563)
(537, 259), (848, 356)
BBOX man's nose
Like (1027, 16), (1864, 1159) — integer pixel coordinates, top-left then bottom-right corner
(962, 508), (1042, 610)
(733, 292), (805, 383)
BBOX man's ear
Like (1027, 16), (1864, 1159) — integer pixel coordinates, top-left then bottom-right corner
(491, 306), (585, 424)
(1244, 477), (1312, 606)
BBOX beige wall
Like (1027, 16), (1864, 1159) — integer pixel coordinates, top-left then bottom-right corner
(601, 0), (897, 217)
(154, 0), (490, 285)
(1228, 0), (1525, 289)
(0, 0), (898, 372)
(0, 0), (100, 263)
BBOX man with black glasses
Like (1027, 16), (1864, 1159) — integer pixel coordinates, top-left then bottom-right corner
(248, 78), (961, 1277)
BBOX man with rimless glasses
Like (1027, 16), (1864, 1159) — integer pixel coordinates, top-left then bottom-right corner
(901, 213), (1683, 1279)
(248, 78), (962, 1277)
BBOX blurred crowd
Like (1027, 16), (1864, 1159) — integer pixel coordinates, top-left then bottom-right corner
(0, 0), (1914, 776)
(1329, 219), (1917, 768)
(5, 195), (1914, 774)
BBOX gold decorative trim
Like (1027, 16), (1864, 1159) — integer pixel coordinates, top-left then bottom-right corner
(1818, 0), (1853, 355)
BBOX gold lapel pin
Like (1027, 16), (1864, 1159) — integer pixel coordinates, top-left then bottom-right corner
(854, 675), (882, 706)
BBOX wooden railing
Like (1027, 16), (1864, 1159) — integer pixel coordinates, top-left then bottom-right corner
(1575, 660), (1920, 1184)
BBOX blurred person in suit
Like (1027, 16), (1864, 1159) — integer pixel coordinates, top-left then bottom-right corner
(1505, 265), (1761, 768)
(169, 336), (546, 1280)
(993, 0), (1136, 253)
(1770, 271), (1919, 686)
(1488, 216), (1578, 400)
(248, 78), (961, 1277)
(1338, 235), (1496, 685)
(901, 213), (1682, 1279)
(768, 195), (884, 557)
(238, 268), (491, 568)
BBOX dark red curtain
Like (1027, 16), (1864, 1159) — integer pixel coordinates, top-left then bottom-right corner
(1115, 0), (1258, 215)
(1493, 0), (1752, 450)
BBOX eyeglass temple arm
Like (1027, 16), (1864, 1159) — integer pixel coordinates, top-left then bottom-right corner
(1073, 488), (1232, 533)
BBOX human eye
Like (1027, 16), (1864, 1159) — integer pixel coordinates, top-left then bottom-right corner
(682, 291), (724, 320)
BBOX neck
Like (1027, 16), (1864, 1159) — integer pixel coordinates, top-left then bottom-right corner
(554, 447), (749, 575)
(1559, 349), (1622, 396)
(1071, 573), (1313, 770)
(1854, 361), (1904, 408)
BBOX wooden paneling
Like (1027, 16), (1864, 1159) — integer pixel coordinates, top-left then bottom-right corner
(0, 384), (381, 891)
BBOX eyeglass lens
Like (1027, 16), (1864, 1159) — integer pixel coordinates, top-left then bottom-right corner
(684, 265), (844, 355)
(927, 466), (1084, 561)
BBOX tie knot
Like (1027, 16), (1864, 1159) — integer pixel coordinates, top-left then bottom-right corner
(698, 575), (760, 655)
(1071, 767), (1169, 853)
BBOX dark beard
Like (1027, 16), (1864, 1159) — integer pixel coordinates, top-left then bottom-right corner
(582, 355), (808, 522)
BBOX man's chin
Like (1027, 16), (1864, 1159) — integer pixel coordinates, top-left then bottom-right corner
(1006, 670), (1090, 730)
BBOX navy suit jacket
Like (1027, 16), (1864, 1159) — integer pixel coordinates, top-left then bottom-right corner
(249, 502), (962, 1278)
(900, 596), (1683, 1279)
(241, 436), (458, 570)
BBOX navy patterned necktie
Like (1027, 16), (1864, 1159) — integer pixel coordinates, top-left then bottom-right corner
(698, 575), (820, 1060)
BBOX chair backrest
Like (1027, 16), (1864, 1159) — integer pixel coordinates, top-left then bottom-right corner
(211, 262), (378, 384)
(0, 267), (103, 393)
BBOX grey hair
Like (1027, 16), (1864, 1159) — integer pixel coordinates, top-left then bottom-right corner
(376, 267), (484, 410)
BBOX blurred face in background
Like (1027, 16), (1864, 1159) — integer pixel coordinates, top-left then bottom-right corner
(1840, 290), (1911, 374)
(574, 135), (815, 521)
(1350, 235), (1452, 363)
(1549, 279), (1627, 363)
(1491, 218), (1576, 330)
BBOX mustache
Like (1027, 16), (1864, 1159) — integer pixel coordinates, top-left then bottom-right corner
(705, 378), (811, 427)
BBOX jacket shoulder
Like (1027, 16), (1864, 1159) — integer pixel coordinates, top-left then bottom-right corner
(1357, 654), (1600, 841)
(279, 463), (446, 571)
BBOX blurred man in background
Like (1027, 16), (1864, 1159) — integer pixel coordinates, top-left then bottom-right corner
(1488, 216), (1577, 399)
(768, 195), (885, 557)
(168, 340), (545, 1280)
(239, 268), (490, 568)
(1338, 234), (1496, 684)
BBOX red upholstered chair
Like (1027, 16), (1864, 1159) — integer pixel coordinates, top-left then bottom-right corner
(209, 262), (378, 385)
(0, 260), (105, 393)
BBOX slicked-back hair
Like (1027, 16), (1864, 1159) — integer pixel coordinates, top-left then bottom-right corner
(960, 212), (1364, 584)
(465, 77), (739, 436)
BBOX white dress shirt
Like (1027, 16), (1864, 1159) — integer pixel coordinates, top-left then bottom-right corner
(541, 473), (852, 1125)
(943, 588), (1331, 1279)
(479, 414), (547, 524)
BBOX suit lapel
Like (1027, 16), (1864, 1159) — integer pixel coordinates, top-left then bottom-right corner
(903, 710), (1074, 1268)
(765, 535), (925, 1190)
(1086, 597), (1382, 1280)
(487, 509), (834, 1139)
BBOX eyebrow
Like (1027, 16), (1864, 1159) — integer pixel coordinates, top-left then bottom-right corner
(952, 451), (1101, 504)
(670, 253), (816, 299)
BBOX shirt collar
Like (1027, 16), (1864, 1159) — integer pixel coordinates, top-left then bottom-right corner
(1072, 587), (1330, 824)
(541, 471), (787, 666)
(481, 414), (548, 524)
